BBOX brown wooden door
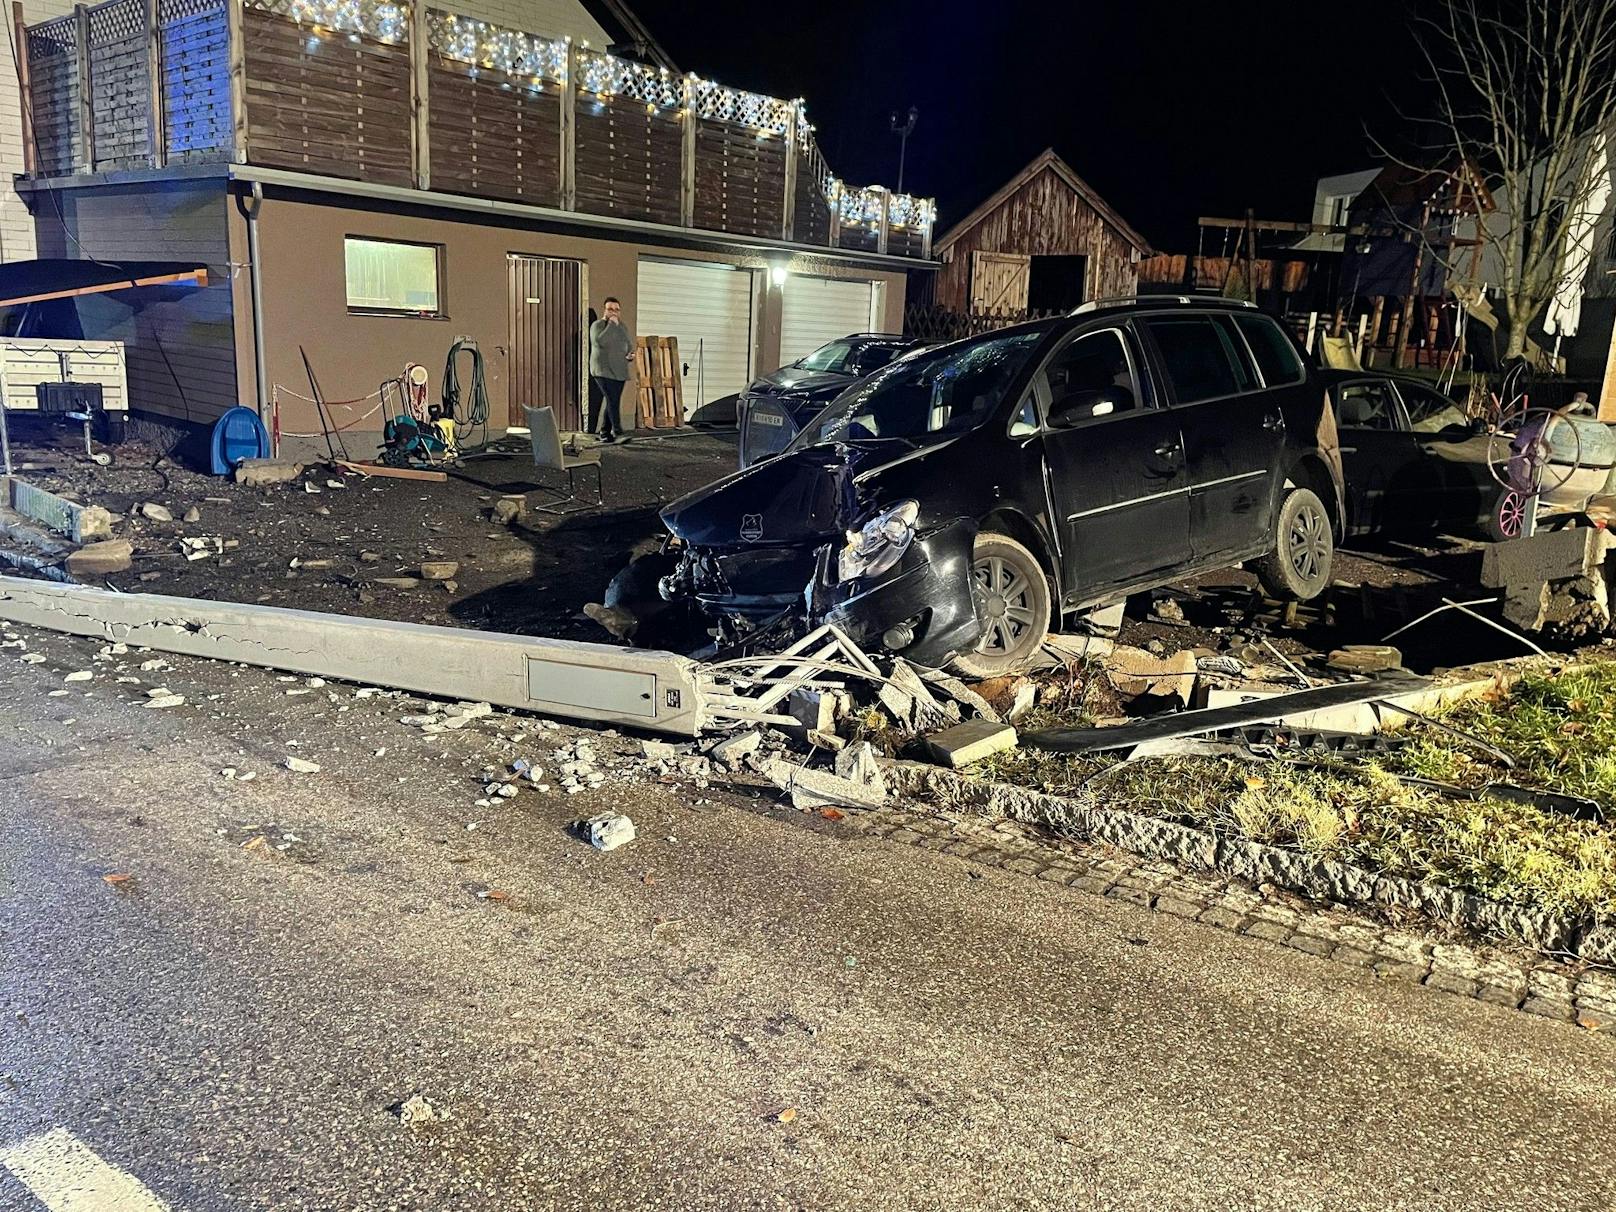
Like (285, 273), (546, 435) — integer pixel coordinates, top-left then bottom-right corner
(970, 251), (1031, 313)
(508, 254), (585, 430)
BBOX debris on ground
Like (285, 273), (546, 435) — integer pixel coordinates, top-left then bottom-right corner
(922, 720), (1019, 768)
(395, 1094), (447, 1128)
(762, 758), (886, 811)
(1327, 644), (1403, 673)
(64, 538), (133, 576)
(584, 812), (636, 852)
(708, 730), (762, 770)
(282, 756), (321, 773)
(1103, 646), (1197, 706)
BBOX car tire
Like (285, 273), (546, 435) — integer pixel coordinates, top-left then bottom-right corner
(1254, 486), (1333, 601)
(1484, 489), (1528, 542)
(951, 532), (1052, 678)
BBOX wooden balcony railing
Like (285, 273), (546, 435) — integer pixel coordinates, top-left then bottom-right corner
(20, 0), (936, 258)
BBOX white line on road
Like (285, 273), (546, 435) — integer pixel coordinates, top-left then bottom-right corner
(0, 1127), (172, 1212)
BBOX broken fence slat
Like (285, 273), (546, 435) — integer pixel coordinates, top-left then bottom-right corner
(334, 459), (448, 482)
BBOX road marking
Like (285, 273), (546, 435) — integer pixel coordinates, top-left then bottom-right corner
(0, 1127), (172, 1211)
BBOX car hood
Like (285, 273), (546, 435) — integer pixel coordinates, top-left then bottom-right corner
(662, 436), (947, 547)
(751, 366), (853, 396)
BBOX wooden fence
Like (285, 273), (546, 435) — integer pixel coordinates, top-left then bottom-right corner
(23, 0), (935, 258)
(904, 304), (1064, 342)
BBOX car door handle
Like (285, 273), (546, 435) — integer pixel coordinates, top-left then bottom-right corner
(1262, 412), (1285, 430)
(1154, 442), (1181, 458)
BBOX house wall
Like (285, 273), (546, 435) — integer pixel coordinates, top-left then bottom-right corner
(932, 165), (1139, 313)
(32, 177), (239, 425)
(249, 192), (906, 453)
(0, 0), (79, 260)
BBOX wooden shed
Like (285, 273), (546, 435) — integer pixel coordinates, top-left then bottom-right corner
(930, 149), (1152, 314)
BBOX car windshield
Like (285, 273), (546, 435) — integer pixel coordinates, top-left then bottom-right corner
(786, 330), (1045, 450)
(794, 341), (859, 373)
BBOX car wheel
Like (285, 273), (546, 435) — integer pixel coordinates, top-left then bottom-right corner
(1254, 487), (1333, 601)
(1484, 489), (1528, 542)
(951, 532), (1052, 678)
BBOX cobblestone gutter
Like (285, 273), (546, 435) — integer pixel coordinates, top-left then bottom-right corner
(874, 765), (1615, 1030)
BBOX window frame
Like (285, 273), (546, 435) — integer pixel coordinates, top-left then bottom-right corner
(1333, 377), (1402, 431)
(1231, 313), (1306, 389)
(343, 235), (447, 319)
(1015, 323), (1148, 437)
(1140, 312), (1255, 408)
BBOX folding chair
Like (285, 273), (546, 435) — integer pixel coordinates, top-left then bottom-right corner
(524, 405), (603, 514)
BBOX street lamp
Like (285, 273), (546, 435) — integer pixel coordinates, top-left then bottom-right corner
(889, 106), (918, 194)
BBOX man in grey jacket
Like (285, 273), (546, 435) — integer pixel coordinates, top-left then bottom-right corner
(588, 296), (633, 443)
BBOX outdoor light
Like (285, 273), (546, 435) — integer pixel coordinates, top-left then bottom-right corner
(770, 266), (789, 287)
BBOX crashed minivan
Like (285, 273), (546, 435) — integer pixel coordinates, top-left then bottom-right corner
(656, 297), (1345, 675)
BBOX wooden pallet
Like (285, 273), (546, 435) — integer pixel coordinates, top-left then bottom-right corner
(633, 338), (657, 427)
(651, 336), (683, 427)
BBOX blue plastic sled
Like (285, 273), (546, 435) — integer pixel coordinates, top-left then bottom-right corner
(210, 406), (271, 475)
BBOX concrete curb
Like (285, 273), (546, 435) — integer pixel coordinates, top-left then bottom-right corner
(843, 798), (1616, 1033)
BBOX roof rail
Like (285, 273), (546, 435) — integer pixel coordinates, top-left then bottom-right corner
(1071, 294), (1259, 315)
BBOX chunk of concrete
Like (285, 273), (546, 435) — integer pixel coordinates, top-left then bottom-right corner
(708, 729), (762, 769)
(1104, 646), (1197, 706)
(65, 538), (133, 576)
(235, 460), (304, 487)
(762, 759), (886, 810)
(922, 719), (1018, 768)
(492, 495), (526, 524)
(1327, 644), (1402, 673)
(833, 740), (887, 795)
(1481, 526), (1612, 587)
(419, 560), (459, 581)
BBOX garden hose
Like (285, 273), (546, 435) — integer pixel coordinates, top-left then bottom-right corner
(443, 338), (490, 449)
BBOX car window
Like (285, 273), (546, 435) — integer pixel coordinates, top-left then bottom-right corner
(1334, 380), (1398, 429)
(787, 330), (1045, 449)
(1212, 315), (1259, 392)
(795, 341), (856, 373)
(1143, 315), (1245, 404)
(1399, 383), (1469, 433)
(1042, 328), (1138, 423)
(1235, 315), (1305, 386)
(851, 343), (905, 375)
(1008, 395), (1040, 438)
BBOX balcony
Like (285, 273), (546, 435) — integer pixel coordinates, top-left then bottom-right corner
(21, 0), (936, 258)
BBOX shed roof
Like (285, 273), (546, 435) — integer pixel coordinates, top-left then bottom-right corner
(0, 258), (208, 308)
(934, 149), (1152, 256)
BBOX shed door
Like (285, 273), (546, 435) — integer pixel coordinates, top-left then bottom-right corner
(779, 275), (879, 366)
(508, 254), (585, 430)
(636, 258), (754, 415)
(971, 251), (1030, 313)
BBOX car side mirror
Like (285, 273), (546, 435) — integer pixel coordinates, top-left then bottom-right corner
(1049, 386), (1130, 429)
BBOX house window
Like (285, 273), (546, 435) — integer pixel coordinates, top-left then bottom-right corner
(344, 237), (443, 316)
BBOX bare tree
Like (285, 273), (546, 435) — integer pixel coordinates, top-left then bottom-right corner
(1388, 0), (1616, 359)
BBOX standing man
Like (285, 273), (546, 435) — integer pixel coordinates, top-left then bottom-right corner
(588, 296), (633, 443)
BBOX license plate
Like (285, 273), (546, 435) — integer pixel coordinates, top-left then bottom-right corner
(751, 411), (784, 428)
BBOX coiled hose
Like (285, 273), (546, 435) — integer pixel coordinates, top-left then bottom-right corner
(443, 337), (490, 448)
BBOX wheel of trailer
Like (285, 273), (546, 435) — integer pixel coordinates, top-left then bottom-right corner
(1485, 489), (1528, 542)
(952, 532), (1051, 678)
(1254, 486), (1333, 601)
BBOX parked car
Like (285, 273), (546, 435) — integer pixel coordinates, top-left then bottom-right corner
(1325, 370), (1514, 539)
(736, 334), (927, 467)
(654, 298), (1345, 675)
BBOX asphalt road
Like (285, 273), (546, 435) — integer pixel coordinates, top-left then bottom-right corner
(0, 631), (1613, 1211)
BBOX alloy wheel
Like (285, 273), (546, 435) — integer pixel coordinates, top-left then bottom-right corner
(972, 555), (1039, 655)
(1287, 502), (1330, 583)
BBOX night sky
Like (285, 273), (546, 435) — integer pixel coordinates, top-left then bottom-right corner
(630, 0), (1429, 251)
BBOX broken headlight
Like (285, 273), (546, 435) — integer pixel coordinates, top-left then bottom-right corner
(837, 500), (919, 583)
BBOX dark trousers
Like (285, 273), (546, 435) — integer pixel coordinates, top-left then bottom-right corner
(591, 375), (625, 439)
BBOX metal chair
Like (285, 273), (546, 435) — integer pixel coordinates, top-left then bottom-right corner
(524, 405), (603, 514)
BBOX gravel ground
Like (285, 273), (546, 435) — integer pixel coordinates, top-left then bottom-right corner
(1, 624), (1614, 1210)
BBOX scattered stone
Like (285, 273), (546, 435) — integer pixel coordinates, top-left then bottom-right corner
(282, 756), (321, 773)
(1104, 646), (1197, 706)
(805, 728), (846, 752)
(359, 551), (381, 563)
(304, 482), (322, 495)
(144, 693), (185, 709)
(1151, 597), (1187, 625)
(396, 1094), (446, 1128)
(20, 653), (45, 665)
(922, 719), (1018, 768)
(182, 506), (201, 524)
(921, 671), (1001, 722)
(491, 495), (526, 525)
(419, 560), (459, 581)
(762, 759), (886, 810)
(63, 670), (93, 683)
(65, 538), (134, 576)
(75, 505), (114, 541)
(641, 739), (681, 760)
(833, 741), (887, 795)
(139, 571), (162, 582)
(373, 576), (421, 590)
(709, 730), (762, 769)
(584, 813), (636, 852)
(241, 835), (280, 861)
(1007, 682), (1038, 722)
(139, 502), (173, 522)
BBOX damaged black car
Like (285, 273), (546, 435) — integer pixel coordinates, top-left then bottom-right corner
(653, 297), (1346, 675)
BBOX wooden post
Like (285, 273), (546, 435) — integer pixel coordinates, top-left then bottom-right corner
(779, 103), (796, 242)
(1393, 200), (1431, 369)
(1243, 207), (1258, 305)
(145, 0), (164, 167)
(876, 188), (889, 256)
(679, 74), (696, 228)
(1357, 310), (1371, 365)
(1330, 302), (1344, 337)
(558, 40), (575, 210)
(408, 0), (429, 189)
(73, 3), (93, 171)
(1305, 310), (1318, 354)
(1365, 295), (1385, 366)
(14, 2), (34, 176)
(225, 0), (246, 161)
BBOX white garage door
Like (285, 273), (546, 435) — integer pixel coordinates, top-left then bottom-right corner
(636, 258), (755, 416)
(779, 276), (879, 367)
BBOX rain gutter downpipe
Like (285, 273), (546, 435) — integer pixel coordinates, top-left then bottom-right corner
(239, 181), (269, 445)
